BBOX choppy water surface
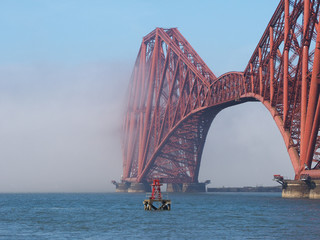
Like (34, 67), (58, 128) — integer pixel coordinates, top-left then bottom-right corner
(0, 192), (320, 239)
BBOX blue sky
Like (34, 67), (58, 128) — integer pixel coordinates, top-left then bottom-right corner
(0, 0), (293, 192)
(1, 0), (279, 73)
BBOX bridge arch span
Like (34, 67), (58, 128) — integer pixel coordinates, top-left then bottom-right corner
(123, 0), (320, 184)
(209, 71), (300, 174)
(136, 70), (299, 183)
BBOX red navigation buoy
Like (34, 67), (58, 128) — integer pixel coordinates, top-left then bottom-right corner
(143, 179), (171, 210)
(150, 179), (162, 200)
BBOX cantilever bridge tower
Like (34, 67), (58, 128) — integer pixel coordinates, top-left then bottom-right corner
(121, 0), (320, 192)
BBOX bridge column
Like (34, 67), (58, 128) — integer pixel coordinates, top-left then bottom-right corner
(283, 0), (290, 123)
(258, 47), (263, 96)
(303, 20), (320, 169)
(269, 26), (274, 103)
(250, 63), (254, 92)
(300, 0), (310, 162)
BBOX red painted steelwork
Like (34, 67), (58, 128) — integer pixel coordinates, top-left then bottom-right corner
(150, 179), (162, 200)
(122, 0), (320, 184)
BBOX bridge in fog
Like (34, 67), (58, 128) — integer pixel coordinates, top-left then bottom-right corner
(121, 0), (320, 190)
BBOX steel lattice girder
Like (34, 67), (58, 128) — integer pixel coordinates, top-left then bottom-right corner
(122, 0), (320, 183)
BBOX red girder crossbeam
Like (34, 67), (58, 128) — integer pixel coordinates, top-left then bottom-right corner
(122, 0), (320, 184)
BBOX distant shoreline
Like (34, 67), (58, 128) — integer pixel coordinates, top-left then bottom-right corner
(207, 186), (282, 192)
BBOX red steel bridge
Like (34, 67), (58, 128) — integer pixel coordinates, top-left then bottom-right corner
(122, 0), (320, 185)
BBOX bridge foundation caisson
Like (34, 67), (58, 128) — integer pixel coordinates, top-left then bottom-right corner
(112, 181), (130, 192)
(309, 181), (320, 199)
(281, 180), (320, 199)
(166, 183), (183, 192)
(113, 181), (208, 193)
(282, 180), (311, 198)
(112, 181), (151, 193)
(128, 182), (151, 193)
(274, 175), (320, 199)
(166, 181), (210, 192)
(182, 183), (206, 192)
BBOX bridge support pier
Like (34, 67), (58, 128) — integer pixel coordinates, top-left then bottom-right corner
(282, 180), (320, 199)
(182, 183), (206, 192)
(309, 181), (320, 199)
(128, 182), (151, 193)
(114, 182), (130, 192)
(166, 183), (207, 192)
(166, 183), (182, 192)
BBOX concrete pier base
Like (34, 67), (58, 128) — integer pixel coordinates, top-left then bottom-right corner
(114, 181), (208, 193)
(166, 183), (182, 192)
(282, 180), (320, 199)
(166, 182), (207, 192)
(309, 180), (320, 199)
(282, 180), (310, 198)
(182, 183), (206, 192)
(128, 182), (151, 193)
(115, 182), (130, 192)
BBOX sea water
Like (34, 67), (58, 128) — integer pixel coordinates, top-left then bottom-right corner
(0, 192), (320, 239)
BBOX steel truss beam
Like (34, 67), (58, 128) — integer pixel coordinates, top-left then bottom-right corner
(122, 0), (320, 183)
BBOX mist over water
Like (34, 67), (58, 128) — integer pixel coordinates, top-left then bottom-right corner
(0, 62), (130, 192)
(0, 62), (294, 192)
